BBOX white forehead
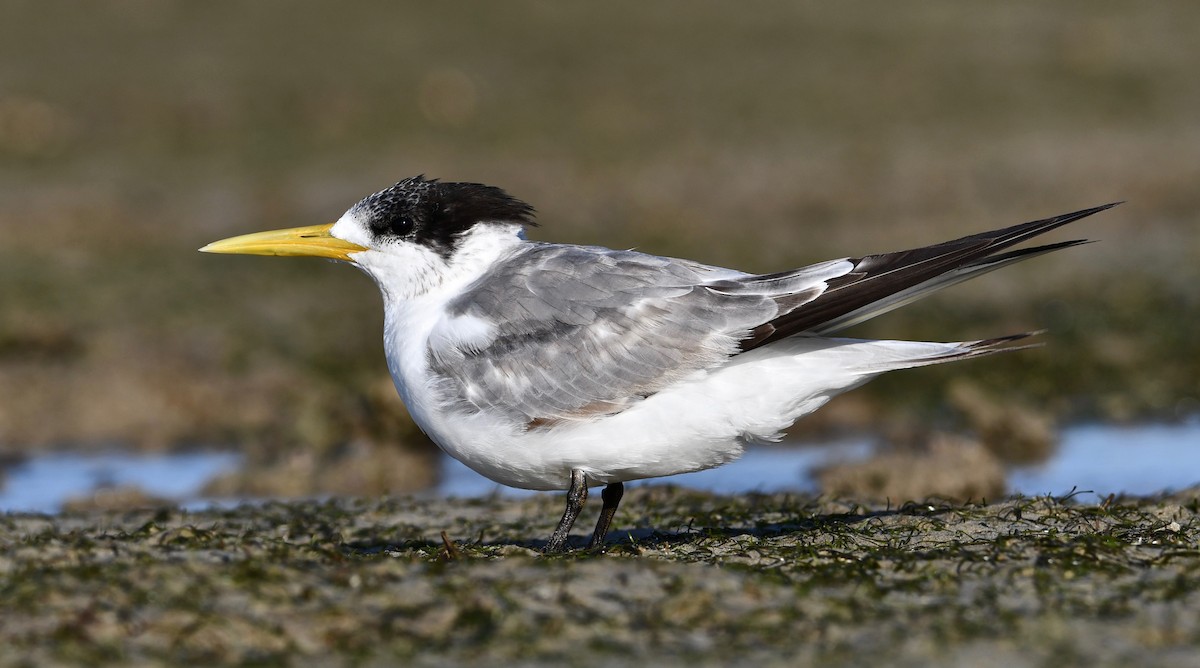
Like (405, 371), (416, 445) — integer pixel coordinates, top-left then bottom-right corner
(330, 211), (373, 247)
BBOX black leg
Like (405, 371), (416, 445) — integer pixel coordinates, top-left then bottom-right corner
(588, 482), (625, 549)
(544, 469), (588, 553)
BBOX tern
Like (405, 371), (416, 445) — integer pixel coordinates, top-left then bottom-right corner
(202, 176), (1115, 552)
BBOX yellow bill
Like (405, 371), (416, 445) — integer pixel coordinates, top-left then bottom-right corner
(199, 223), (367, 261)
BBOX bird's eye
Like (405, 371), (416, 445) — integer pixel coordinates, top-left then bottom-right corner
(391, 217), (414, 236)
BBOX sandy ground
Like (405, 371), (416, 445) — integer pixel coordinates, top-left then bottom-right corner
(2, 487), (1198, 667)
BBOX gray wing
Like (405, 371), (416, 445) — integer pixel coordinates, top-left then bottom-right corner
(427, 243), (851, 427)
(425, 203), (1117, 427)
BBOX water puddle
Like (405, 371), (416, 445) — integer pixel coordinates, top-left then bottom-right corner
(433, 421), (1200, 501)
(0, 451), (241, 514)
(1, 422), (1196, 513)
(1008, 423), (1200, 498)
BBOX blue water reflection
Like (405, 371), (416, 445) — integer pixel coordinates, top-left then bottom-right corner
(438, 422), (1200, 501)
(1, 422), (1196, 513)
(0, 451), (240, 514)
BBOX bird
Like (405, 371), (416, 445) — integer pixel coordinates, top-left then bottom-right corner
(201, 176), (1117, 552)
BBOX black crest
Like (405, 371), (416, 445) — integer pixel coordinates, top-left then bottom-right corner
(352, 176), (537, 258)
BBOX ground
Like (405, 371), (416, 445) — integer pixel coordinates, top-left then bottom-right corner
(3, 487), (1198, 666)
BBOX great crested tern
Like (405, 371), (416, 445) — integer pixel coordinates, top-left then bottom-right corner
(202, 176), (1116, 552)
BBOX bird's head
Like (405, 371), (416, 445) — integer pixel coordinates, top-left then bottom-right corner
(201, 176), (536, 297)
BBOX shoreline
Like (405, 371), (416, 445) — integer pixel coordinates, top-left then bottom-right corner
(3, 488), (1198, 665)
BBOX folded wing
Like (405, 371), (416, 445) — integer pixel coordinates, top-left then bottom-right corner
(429, 204), (1117, 426)
(429, 245), (848, 426)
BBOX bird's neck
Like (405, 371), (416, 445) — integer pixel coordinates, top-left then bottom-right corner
(363, 223), (526, 304)
(374, 223), (526, 372)
(374, 224), (518, 430)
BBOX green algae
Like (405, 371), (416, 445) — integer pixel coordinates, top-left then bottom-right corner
(1, 489), (1198, 666)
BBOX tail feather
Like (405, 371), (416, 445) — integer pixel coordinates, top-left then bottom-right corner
(740, 203), (1119, 350)
(948, 331), (1045, 360)
(808, 241), (1091, 335)
(832, 332), (1043, 375)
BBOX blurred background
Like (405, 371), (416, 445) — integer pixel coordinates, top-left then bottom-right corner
(1, 1), (1197, 507)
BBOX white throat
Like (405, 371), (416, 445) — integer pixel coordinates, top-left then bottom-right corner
(347, 222), (526, 453)
(336, 218), (526, 303)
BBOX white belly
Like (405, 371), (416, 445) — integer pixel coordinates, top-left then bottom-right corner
(387, 334), (877, 491)
(381, 283), (962, 492)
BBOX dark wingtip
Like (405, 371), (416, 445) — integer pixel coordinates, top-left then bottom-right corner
(1080, 201), (1123, 212)
(1044, 201), (1122, 226)
(971, 330), (1035, 345)
(959, 331), (1048, 358)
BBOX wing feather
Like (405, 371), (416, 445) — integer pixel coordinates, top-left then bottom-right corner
(740, 203), (1119, 350)
(429, 244), (832, 426)
(427, 203), (1117, 426)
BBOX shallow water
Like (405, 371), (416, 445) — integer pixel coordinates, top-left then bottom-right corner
(1, 422), (1197, 513)
(439, 421), (1200, 501)
(0, 451), (242, 514)
(1008, 422), (1200, 498)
